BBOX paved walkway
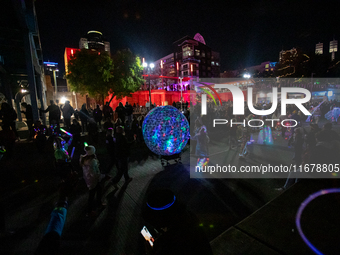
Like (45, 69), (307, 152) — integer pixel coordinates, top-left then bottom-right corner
(1, 120), (339, 254)
(1, 139), (283, 254)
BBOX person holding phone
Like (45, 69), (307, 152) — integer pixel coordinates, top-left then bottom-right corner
(142, 189), (212, 255)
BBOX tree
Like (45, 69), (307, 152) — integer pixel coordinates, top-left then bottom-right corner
(66, 49), (114, 104)
(109, 49), (144, 102)
(66, 48), (144, 104)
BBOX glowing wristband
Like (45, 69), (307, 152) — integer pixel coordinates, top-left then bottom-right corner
(147, 196), (176, 211)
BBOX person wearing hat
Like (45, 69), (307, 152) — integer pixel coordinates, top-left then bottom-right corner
(80, 145), (103, 217)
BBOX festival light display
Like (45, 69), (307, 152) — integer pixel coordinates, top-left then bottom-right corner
(296, 188), (340, 255)
(142, 106), (190, 155)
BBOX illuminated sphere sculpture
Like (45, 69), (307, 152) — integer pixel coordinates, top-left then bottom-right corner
(142, 106), (190, 156)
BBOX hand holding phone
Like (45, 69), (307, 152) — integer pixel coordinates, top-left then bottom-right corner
(141, 226), (154, 247)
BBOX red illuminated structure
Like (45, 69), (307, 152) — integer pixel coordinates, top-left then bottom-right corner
(64, 48), (80, 75)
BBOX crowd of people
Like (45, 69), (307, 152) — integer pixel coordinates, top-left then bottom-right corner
(190, 98), (340, 191)
(1, 96), (340, 253)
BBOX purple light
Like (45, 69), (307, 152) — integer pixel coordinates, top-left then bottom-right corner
(296, 188), (340, 255)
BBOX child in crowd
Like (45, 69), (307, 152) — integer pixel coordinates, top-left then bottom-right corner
(80, 145), (103, 217)
(191, 126), (210, 168)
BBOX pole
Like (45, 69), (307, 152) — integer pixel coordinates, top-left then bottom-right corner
(149, 75), (151, 108)
(53, 70), (58, 100)
(180, 77), (183, 111)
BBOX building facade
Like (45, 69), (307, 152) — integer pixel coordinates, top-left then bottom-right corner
(43, 61), (59, 77)
(0, 0), (47, 122)
(173, 33), (220, 79)
(151, 33), (220, 89)
(79, 30), (110, 54)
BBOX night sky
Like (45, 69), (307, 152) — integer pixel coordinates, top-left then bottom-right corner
(35, 0), (340, 75)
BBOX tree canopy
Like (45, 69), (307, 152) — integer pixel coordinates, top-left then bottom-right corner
(66, 48), (143, 103)
(110, 49), (144, 100)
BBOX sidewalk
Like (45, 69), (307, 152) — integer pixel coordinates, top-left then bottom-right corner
(1, 140), (283, 254)
(211, 178), (340, 255)
(1, 122), (339, 254)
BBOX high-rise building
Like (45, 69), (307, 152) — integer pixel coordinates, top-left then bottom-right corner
(43, 62), (59, 77)
(329, 39), (338, 61)
(279, 48), (298, 62)
(79, 31), (110, 54)
(315, 42), (323, 54)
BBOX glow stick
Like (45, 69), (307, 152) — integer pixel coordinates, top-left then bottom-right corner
(296, 188), (340, 255)
(60, 128), (73, 137)
(71, 147), (75, 159)
(84, 142), (88, 147)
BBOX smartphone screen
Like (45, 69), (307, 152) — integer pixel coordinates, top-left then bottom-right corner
(141, 226), (154, 247)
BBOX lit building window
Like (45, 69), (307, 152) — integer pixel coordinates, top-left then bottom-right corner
(216, 62), (219, 66)
(202, 51), (206, 57)
(182, 44), (193, 58)
(195, 49), (200, 56)
(211, 61), (215, 65)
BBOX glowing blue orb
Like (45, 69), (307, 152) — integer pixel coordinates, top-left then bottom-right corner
(142, 106), (190, 156)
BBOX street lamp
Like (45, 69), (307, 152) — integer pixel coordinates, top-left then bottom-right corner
(243, 73), (251, 79)
(179, 77), (183, 111)
(143, 62), (154, 110)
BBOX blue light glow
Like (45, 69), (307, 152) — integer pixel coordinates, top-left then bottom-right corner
(142, 106), (190, 155)
(147, 196), (176, 210)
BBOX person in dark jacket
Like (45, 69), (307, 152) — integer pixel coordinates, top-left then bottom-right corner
(110, 126), (133, 188)
(69, 119), (81, 146)
(292, 127), (304, 165)
(0, 124), (16, 158)
(40, 100), (61, 129)
(0, 102), (18, 138)
(125, 102), (133, 125)
(305, 124), (320, 148)
(103, 117), (114, 132)
(103, 102), (113, 120)
(115, 103), (125, 125)
(93, 105), (102, 130)
(79, 104), (89, 134)
(105, 127), (115, 173)
(21, 102), (33, 140)
(60, 101), (74, 130)
(87, 118), (98, 145)
(309, 130), (340, 164)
